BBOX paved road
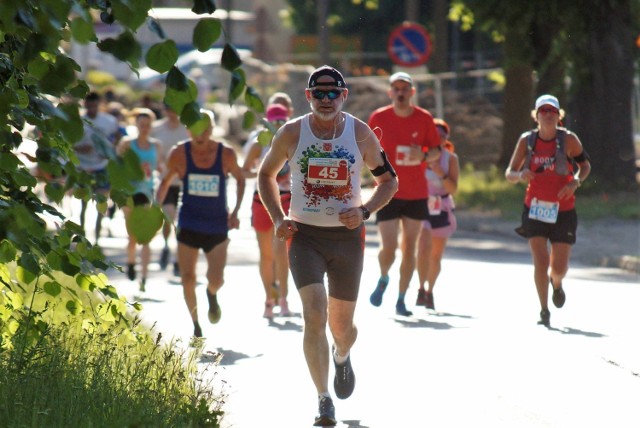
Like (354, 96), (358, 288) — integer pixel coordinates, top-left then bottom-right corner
(89, 191), (639, 428)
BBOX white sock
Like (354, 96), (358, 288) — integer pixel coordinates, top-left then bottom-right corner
(333, 347), (349, 365)
(319, 392), (331, 403)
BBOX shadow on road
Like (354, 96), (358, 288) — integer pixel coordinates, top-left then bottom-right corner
(209, 348), (264, 366)
(548, 326), (607, 338)
(268, 318), (303, 332)
(393, 317), (455, 330)
(341, 420), (370, 428)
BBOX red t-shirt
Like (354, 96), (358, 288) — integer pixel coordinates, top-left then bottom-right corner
(524, 136), (576, 211)
(368, 105), (440, 199)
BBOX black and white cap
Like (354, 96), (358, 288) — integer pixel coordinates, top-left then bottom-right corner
(308, 65), (347, 88)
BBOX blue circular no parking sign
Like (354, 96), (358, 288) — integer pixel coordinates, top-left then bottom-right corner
(387, 23), (432, 67)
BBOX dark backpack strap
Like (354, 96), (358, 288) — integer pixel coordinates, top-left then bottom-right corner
(554, 128), (571, 175)
(524, 129), (537, 170)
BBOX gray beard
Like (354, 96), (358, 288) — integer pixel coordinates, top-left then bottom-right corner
(310, 103), (341, 122)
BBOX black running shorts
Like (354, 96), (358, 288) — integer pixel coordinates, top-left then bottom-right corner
(515, 205), (578, 244)
(177, 228), (228, 253)
(288, 222), (365, 301)
(376, 198), (429, 222)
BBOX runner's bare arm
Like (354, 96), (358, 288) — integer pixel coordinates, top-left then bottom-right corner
(505, 137), (531, 183)
(224, 146), (245, 229)
(156, 145), (183, 203)
(258, 123), (296, 229)
(356, 120), (398, 213)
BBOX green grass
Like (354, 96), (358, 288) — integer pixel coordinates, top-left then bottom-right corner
(0, 320), (223, 427)
(456, 164), (640, 221)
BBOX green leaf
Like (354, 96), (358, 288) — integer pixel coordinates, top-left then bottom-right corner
(145, 40), (179, 74)
(44, 182), (66, 203)
(242, 110), (256, 130)
(43, 281), (62, 297)
(16, 266), (36, 285)
(228, 69), (246, 103)
(97, 31), (141, 69)
(181, 102), (202, 127)
(221, 43), (242, 71)
(187, 115), (212, 137)
(46, 251), (62, 271)
(257, 129), (274, 147)
(0, 240), (17, 263)
(126, 205), (164, 244)
(244, 86), (264, 113)
(70, 17), (97, 44)
(166, 66), (189, 91)
(192, 0), (217, 15)
(193, 19), (222, 52)
(111, 0), (152, 31)
(165, 80), (198, 115)
(18, 252), (40, 277)
(65, 299), (80, 315)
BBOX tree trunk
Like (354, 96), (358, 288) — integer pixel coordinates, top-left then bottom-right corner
(430, 0), (449, 73)
(498, 29), (534, 168)
(569, 2), (637, 191)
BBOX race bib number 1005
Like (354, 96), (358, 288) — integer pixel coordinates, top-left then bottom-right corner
(307, 158), (349, 186)
(528, 198), (559, 224)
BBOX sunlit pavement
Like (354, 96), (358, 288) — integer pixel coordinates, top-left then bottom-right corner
(78, 185), (639, 428)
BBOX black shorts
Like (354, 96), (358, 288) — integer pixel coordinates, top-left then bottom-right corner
(177, 228), (228, 253)
(288, 222), (365, 302)
(376, 198), (429, 222)
(515, 205), (578, 244)
(162, 185), (181, 207)
(132, 192), (151, 206)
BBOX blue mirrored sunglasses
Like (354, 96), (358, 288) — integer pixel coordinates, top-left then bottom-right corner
(311, 89), (343, 100)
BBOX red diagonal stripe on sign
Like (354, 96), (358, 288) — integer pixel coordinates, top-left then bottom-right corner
(397, 30), (423, 57)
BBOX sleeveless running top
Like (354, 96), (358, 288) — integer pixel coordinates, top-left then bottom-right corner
(524, 134), (576, 211)
(289, 113), (364, 227)
(129, 138), (158, 197)
(179, 142), (229, 234)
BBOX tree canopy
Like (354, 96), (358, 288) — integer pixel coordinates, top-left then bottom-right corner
(0, 0), (261, 349)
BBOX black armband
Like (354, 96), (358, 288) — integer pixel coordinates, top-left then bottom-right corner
(370, 150), (397, 177)
(572, 150), (590, 163)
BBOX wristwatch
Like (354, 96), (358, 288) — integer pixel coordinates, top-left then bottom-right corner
(360, 205), (371, 221)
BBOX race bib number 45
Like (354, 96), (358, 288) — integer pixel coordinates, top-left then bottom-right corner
(307, 158), (349, 186)
(528, 198), (559, 224)
(188, 173), (220, 197)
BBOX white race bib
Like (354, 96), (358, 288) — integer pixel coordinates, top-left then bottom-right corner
(307, 158), (349, 186)
(188, 173), (220, 197)
(427, 195), (442, 215)
(528, 198), (559, 223)
(396, 145), (421, 166)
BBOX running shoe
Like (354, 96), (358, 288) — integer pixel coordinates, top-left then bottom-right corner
(127, 263), (136, 281)
(551, 280), (566, 308)
(173, 261), (180, 277)
(279, 298), (291, 317)
(369, 276), (389, 307)
(425, 291), (435, 310)
(207, 290), (221, 324)
(313, 396), (337, 426)
(333, 346), (355, 400)
(159, 247), (169, 270)
(538, 309), (551, 327)
(416, 288), (426, 306)
(395, 301), (413, 316)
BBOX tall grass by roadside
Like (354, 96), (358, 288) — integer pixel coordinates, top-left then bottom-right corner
(456, 164), (640, 220)
(0, 319), (223, 427)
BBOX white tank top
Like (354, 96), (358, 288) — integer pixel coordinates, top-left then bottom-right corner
(289, 113), (364, 227)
